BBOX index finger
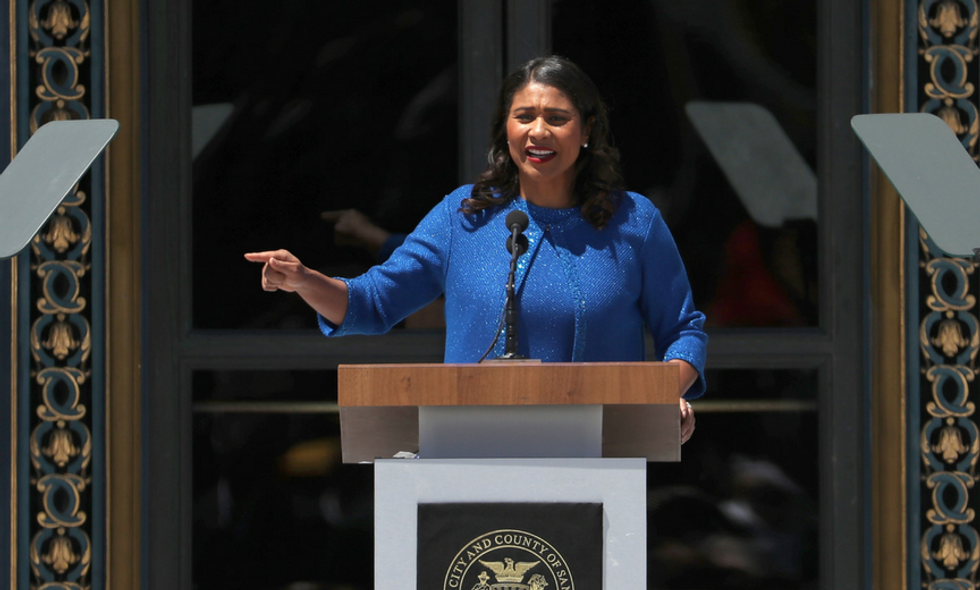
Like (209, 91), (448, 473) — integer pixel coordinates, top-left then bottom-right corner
(320, 210), (347, 222)
(244, 250), (291, 263)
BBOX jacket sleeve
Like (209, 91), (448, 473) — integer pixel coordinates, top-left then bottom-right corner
(638, 207), (709, 398)
(318, 194), (453, 337)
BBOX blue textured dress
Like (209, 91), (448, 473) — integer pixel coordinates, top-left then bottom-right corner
(319, 185), (708, 397)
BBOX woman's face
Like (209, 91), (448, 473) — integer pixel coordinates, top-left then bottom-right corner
(506, 82), (591, 204)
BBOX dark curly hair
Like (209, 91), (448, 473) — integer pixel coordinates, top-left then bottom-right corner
(461, 56), (624, 229)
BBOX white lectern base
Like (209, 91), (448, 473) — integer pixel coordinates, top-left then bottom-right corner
(375, 458), (647, 590)
(418, 405), (603, 458)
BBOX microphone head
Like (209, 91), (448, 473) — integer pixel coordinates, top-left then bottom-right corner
(505, 210), (529, 232)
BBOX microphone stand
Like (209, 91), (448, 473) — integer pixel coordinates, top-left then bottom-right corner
(498, 224), (526, 360)
(479, 209), (537, 363)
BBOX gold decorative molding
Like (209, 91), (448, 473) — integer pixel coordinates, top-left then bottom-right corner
(105, 0), (141, 587)
(871, 1), (907, 590)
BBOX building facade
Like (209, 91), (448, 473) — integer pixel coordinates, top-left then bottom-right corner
(0, 1), (966, 589)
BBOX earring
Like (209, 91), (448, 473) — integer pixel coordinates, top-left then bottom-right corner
(583, 142), (589, 148)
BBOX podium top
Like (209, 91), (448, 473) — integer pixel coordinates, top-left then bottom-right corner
(337, 362), (683, 463)
(338, 361), (680, 408)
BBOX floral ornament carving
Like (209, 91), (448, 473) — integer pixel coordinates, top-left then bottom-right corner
(939, 102), (971, 134)
(935, 524), (971, 569)
(28, 0), (90, 46)
(936, 418), (972, 463)
(42, 530), (79, 574)
(41, 315), (80, 360)
(931, 0), (970, 37)
(40, 1), (79, 40)
(933, 313), (973, 357)
(41, 209), (81, 254)
(42, 424), (81, 467)
(29, 525), (91, 584)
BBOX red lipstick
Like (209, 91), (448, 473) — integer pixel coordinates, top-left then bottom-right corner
(526, 146), (556, 163)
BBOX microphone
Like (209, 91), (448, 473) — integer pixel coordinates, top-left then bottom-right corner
(500, 210), (529, 359)
(506, 210), (529, 256)
(477, 209), (534, 362)
(506, 210), (529, 232)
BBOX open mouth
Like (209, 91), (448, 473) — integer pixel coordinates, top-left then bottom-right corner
(526, 147), (556, 163)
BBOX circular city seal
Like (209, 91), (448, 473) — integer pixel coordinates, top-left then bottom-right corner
(442, 529), (574, 590)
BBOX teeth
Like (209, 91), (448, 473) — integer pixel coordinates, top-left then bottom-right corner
(528, 149), (555, 156)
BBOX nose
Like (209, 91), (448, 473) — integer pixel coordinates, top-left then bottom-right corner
(529, 116), (549, 139)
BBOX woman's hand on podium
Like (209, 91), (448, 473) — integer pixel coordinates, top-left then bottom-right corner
(680, 398), (695, 444)
(667, 359), (698, 444)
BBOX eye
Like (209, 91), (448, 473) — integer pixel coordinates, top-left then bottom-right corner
(548, 116), (568, 125)
(514, 113), (534, 122)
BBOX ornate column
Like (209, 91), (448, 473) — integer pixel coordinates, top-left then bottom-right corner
(914, 2), (980, 589)
(12, 1), (106, 588)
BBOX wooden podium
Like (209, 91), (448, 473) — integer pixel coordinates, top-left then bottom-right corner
(338, 362), (682, 590)
(338, 361), (681, 462)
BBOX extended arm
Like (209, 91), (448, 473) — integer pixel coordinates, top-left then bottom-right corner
(243, 249), (349, 325)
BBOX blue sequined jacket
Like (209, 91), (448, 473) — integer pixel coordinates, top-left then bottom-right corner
(319, 185), (708, 397)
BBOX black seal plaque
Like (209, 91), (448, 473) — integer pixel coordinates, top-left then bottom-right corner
(417, 502), (603, 590)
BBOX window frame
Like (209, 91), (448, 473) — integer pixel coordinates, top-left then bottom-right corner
(141, 0), (867, 588)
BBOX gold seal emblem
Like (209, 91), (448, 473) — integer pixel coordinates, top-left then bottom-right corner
(442, 529), (574, 590)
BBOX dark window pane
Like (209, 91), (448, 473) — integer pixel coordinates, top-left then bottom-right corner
(192, 412), (373, 590)
(647, 413), (818, 589)
(649, 368), (819, 589)
(192, 2), (458, 330)
(703, 368), (817, 403)
(192, 370), (337, 403)
(552, 0), (819, 328)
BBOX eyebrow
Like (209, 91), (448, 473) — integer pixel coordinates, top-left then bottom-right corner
(511, 106), (574, 114)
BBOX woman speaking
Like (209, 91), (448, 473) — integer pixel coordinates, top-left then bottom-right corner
(245, 56), (707, 442)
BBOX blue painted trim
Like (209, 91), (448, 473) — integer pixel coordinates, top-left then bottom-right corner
(0, 1), (12, 586)
(16, 243), (29, 590)
(15, 1), (29, 585)
(91, 0), (106, 120)
(15, 0), (27, 150)
(0, 263), (11, 590)
(904, 2), (922, 589)
(905, 212), (921, 590)
(89, 1), (106, 587)
(0, 3), (8, 164)
(905, 0), (920, 112)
